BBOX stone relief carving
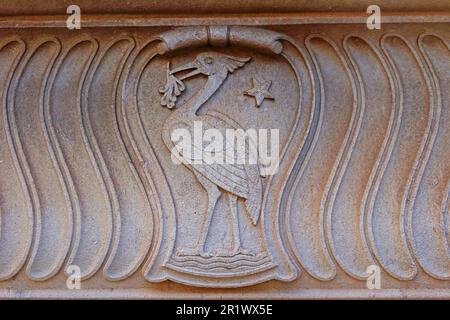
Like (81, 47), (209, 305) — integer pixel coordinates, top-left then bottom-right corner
(142, 26), (299, 287)
(0, 24), (448, 296)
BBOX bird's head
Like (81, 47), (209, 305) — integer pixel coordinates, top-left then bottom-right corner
(170, 52), (251, 80)
(160, 52), (250, 109)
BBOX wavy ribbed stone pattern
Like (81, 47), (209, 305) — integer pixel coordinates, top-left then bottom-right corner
(0, 18), (448, 298)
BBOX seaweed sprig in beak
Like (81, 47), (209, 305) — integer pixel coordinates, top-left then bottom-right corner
(160, 63), (185, 109)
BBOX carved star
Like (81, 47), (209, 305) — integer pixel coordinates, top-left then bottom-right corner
(244, 77), (274, 107)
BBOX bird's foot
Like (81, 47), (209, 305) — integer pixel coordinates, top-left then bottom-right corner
(177, 247), (211, 257)
(231, 246), (255, 256)
(176, 248), (197, 256)
(210, 248), (234, 257)
(199, 250), (212, 258)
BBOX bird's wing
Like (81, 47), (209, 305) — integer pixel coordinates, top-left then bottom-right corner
(192, 162), (249, 198)
(205, 110), (242, 130)
(170, 124), (249, 197)
(222, 56), (251, 74)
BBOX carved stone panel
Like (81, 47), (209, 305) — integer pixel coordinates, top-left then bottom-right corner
(0, 3), (449, 298)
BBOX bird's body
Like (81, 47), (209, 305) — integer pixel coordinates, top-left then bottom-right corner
(160, 52), (262, 257)
(163, 110), (263, 221)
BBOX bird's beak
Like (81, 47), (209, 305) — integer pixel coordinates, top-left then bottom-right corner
(169, 61), (201, 80)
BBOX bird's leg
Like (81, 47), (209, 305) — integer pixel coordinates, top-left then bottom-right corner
(229, 193), (242, 256)
(194, 174), (221, 257)
(227, 194), (254, 256)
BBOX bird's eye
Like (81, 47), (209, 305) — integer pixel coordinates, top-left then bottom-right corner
(204, 57), (213, 64)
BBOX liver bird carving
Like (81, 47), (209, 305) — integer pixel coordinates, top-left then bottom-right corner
(160, 52), (263, 257)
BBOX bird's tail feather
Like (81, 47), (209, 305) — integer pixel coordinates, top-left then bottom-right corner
(245, 167), (263, 225)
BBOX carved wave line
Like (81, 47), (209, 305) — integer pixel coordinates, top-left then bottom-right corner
(270, 36), (329, 281)
(0, 38), (29, 280)
(351, 35), (418, 280)
(95, 37), (140, 281)
(382, 34), (440, 280)
(284, 36), (336, 281)
(318, 35), (376, 279)
(412, 33), (450, 279)
(167, 257), (272, 270)
(166, 261), (276, 279)
(38, 39), (78, 281)
(115, 40), (162, 281)
(45, 38), (105, 280)
(135, 42), (174, 279)
(17, 39), (67, 281)
(77, 37), (115, 280)
(171, 253), (269, 264)
(305, 35), (370, 280)
(8, 38), (71, 281)
(341, 35), (388, 278)
(362, 39), (393, 278)
(44, 40), (82, 280)
(8, 41), (44, 281)
(286, 35), (336, 281)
